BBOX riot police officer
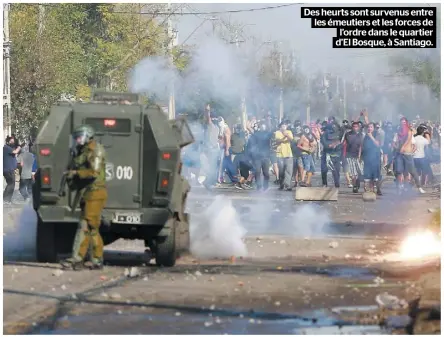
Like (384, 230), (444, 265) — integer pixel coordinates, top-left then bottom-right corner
(61, 125), (108, 270)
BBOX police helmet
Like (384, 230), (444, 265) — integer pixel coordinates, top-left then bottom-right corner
(72, 124), (95, 146)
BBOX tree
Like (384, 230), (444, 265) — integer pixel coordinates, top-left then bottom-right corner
(389, 49), (441, 100)
(10, 3), (88, 138)
(9, 3), (172, 137)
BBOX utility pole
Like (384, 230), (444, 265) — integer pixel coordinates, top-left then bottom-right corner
(336, 75), (340, 118)
(167, 2), (176, 119)
(3, 3), (12, 138)
(235, 33), (247, 131)
(343, 78), (347, 120)
(278, 50), (284, 122)
(211, 16), (217, 35)
(306, 76), (311, 124)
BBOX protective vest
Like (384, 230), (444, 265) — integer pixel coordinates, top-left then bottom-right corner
(73, 140), (106, 194)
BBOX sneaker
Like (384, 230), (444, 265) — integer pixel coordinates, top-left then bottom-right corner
(299, 182), (307, 187)
(348, 184), (353, 188)
(243, 182), (254, 189)
(418, 187), (426, 194)
(352, 187), (359, 193)
(234, 182), (244, 190)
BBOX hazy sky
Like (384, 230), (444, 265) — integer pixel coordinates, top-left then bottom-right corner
(175, 3), (440, 82)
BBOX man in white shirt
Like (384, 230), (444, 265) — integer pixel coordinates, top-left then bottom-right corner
(413, 125), (434, 185)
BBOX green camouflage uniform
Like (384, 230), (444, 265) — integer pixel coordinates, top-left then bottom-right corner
(62, 125), (108, 269)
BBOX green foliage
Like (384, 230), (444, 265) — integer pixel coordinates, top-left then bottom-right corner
(390, 49), (441, 100)
(10, 3), (88, 138)
(9, 3), (169, 137)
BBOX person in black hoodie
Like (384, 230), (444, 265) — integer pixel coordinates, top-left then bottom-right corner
(320, 119), (342, 188)
(248, 121), (272, 191)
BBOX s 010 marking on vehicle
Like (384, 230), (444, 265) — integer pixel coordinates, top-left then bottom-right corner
(105, 163), (115, 181)
(116, 166), (133, 180)
(114, 213), (142, 224)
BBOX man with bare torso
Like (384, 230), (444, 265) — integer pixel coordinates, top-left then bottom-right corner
(297, 125), (317, 187)
(393, 117), (425, 194)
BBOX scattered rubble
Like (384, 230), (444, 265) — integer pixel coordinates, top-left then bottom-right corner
(375, 293), (408, 310)
(328, 241), (338, 248)
(52, 269), (64, 277)
(125, 267), (141, 278)
(110, 293), (122, 300)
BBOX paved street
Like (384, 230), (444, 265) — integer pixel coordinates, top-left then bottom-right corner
(3, 175), (441, 334)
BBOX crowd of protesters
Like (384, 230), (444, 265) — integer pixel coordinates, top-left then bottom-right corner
(182, 103), (440, 195)
(3, 135), (37, 205)
(3, 106), (439, 205)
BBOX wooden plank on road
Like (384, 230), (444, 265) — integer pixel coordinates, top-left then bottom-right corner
(295, 187), (339, 201)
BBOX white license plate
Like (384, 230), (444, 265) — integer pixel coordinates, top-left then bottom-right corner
(113, 213), (143, 224)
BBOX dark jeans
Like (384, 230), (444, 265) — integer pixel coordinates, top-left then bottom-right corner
(395, 153), (421, 187)
(277, 157), (293, 188)
(19, 178), (33, 200)
(233, 153), (253, 180)
(222, 154), (239, 183)
(253, 157), (270, 190)
(321, 153), (341, 188)
(3, 170), (15, 202)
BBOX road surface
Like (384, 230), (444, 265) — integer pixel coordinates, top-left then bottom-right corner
(3, 176), (441, 334)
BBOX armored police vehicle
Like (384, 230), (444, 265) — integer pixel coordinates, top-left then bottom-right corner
(33, 92), (194, 267)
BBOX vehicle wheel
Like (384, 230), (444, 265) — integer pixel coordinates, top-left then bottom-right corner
(176, 216), (190, 257)
(155, 219), (176, 267)
(36, 217), (58, 263)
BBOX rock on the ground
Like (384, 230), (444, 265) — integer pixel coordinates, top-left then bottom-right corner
(329, 241), (339, 248)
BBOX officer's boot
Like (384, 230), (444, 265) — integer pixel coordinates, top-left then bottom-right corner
(87, 228), (104, 270)
(61, 257), (84, 271)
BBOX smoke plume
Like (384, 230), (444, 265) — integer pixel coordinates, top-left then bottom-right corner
(3, 204), (38, 261)
(190, 195), (247, 259)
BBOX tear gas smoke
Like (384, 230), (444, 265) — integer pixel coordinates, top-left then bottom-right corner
(3, 204), (38, 261)
(128, 56), (177, 99)
(288, 204), (332, 237)
(242, 201), (332, 237)
(128, 37), (248, 108)
(190, 195), (247, 259)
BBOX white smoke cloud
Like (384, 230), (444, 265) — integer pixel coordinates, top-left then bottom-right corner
(3, 204), (38, 261)
(190, 195), (247, 259)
